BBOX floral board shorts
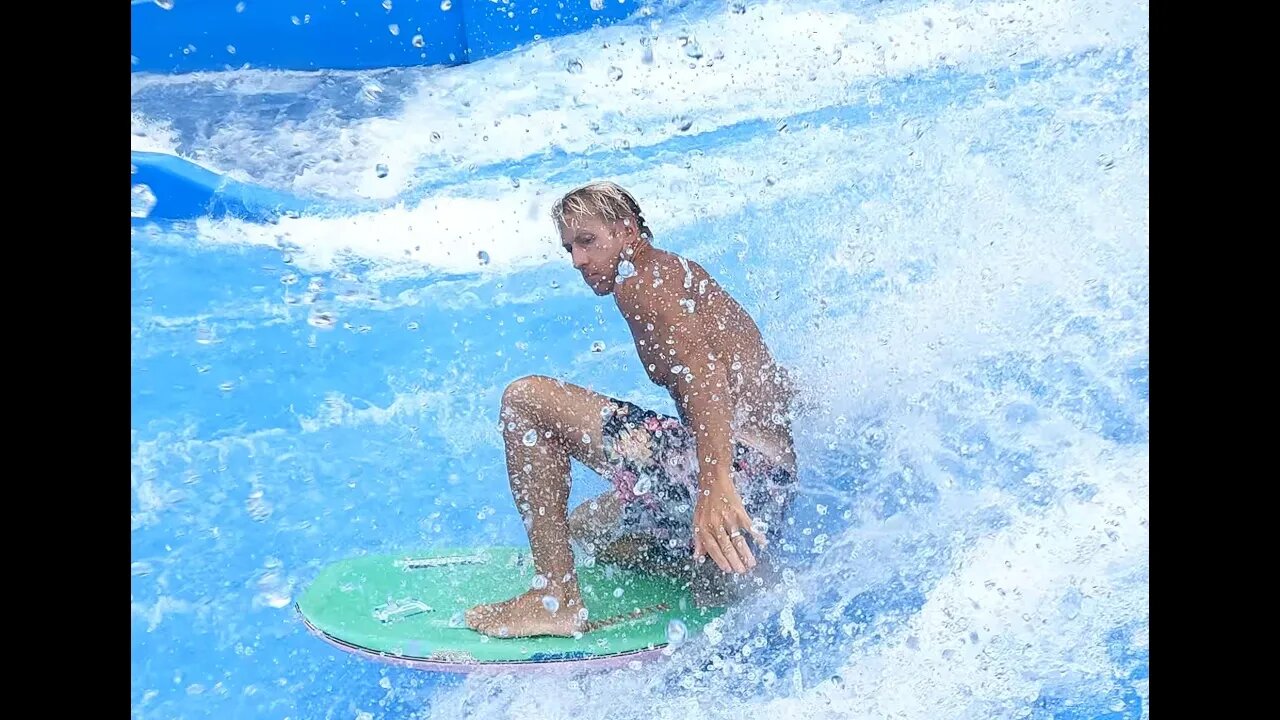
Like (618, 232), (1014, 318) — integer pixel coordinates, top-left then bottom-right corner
(589, 398), (797, 559)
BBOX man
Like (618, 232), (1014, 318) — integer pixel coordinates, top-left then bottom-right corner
(465, 181), (798, 638)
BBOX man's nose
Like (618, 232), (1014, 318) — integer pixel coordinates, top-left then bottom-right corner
(572, 250), (589, 269)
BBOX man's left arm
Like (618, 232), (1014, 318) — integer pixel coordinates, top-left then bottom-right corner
(635, 275), (767, 574)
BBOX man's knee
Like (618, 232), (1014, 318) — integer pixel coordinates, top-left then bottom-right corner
(502, 374), (557, 415)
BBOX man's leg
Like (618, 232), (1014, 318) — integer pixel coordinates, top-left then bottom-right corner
(465, 375), (618, 638)
(568, 492), (687, 578)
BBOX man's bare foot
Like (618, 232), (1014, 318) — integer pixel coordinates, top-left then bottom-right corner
(465, 583), (586, 638)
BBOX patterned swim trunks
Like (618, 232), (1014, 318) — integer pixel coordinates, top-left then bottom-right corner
(591, 398), (797, 557)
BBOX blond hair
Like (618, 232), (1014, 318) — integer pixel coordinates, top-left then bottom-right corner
(551, 181), (653, 242)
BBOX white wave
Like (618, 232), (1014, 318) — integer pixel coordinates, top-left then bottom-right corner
(129, 0), (1147, 201)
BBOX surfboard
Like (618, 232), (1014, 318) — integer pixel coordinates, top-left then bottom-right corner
(295, 546), (724, 672)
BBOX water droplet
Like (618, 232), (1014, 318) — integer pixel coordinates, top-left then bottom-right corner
(613, 587), (624, 598)
(590, 0), (604, 9)
(510, 177), (521, 188)
(246, 491), (274, 522)
(683, 40), (704, 59)
(666, 619), (688, 645)
(154, 0), (173, 9)
(375, 163), (389, 178)
(641, 47), (654, 64)
(581, 433), (592, 444)
(634, 475), (652, 495)
(752, 519), (770, 535)
(531, 574), (549, 590)
(131, 184), (157, 218)
(1097, 154), (1116, 171)
(565, 58), (583, 74)
(291, 15), (301, 25)
(226, 45), (236, 55)
(131, 561), (154, 576)
(412, 34), (425, 48)
(477, 250), (490, 265)
(671, 364), (685, 374)
(308, 310), (337, 329)
(590, 341), (605, 353)
(378, 677), (391, 689)
(522, 429), (538, 446)
(608, 66), (623, 81)
(382, 0), (392, 10)
(219, 381), (235, 392)
(406, 321), (419, 330)
(542, 596), (560, 613)
(616, 259), (636, 278)
(549, 280), (560, 289)
(388, 23), (400, 35)
(441, 0), (452, 10)
(235, 2), (245, 12)
(675, 117), (693, 132)
(730, 1), (746, 14)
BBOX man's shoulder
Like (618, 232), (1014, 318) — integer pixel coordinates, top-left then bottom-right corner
(615, 249), (698, 314)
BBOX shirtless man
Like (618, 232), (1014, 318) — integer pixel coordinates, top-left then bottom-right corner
(465, 181), (798, 638)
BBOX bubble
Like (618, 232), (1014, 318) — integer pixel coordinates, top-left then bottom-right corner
(683, 39), (703, 59)
(477, 250), (490, 265)
(671, 365), (686, 374)
(730, 2), (746, 13)
(675, 117), (693, 132)
(382, 0), (392, 9)
(616, 259), (637, 279)
(608, 66), (623, 81)
(441, 0), (452, 9)
(131, 561), (154, 576)
(591, 341), (606, 353)
(531, 574), (548, 590)
(388, 23), (400, 35)
(154, 0), (173, 9)
(291, 16), (301, 25)
(374, 163), (389, 178)
(235, 2), (245, 12)
(131, 184), (157, 218)
(566, 58), (584, 74)
(613, 587), (624, 598)
(590, 0), (604, 9)
(412, 34), (425, 48)
(522, 429), (538, 446)
(430, 131), (442, 143)
(542, 596), (560, 613)
(666, 619), (688, 645)
(226, 45), (236, 55)
(581, 433), (592, 444)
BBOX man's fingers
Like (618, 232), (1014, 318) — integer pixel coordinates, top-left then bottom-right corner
(703, 529), (733, 572)
(715, 527), (748, 574)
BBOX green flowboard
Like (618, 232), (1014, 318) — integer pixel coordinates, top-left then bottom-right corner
(296, 547), (724, 671)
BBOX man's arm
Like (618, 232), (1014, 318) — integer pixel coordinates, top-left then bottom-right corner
(617, 258), (765, 573)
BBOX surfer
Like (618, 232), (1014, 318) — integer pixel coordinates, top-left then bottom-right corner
(465, 182), (799, 638)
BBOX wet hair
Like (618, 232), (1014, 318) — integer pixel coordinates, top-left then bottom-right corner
(551, 181), (653, 242)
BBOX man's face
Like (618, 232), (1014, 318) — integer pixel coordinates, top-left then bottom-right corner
(559, 213), (633, 296)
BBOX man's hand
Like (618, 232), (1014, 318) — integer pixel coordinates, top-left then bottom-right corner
(692, 476), (768, 574)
